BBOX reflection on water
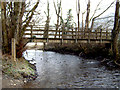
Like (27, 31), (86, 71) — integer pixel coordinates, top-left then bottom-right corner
(23, 50), (120, 88)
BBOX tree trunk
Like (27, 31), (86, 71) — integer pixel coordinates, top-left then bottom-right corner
(1, 2), (9, 54)
(44, 1), (50, 39)
(53, 0), (61, 38)
(112, 0), (119, 60)
(85, 0), (90, 31)
(0, 6), (2, 57)
(55, 15), (59, 38)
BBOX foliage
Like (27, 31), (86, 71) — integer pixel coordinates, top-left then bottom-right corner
(65, 9), (74, 30)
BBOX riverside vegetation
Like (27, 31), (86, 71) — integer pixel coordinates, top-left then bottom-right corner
(45, 43), (120, 68)
(2, 54), (37, 87)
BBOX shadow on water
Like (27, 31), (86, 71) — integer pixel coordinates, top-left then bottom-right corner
(22, 50), (120, 88)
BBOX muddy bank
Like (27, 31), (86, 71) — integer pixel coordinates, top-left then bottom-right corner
(45, 43), (119, 68)
(2, 55), (37, 88)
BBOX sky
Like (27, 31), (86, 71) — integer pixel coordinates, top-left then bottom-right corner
(31, 0), (116, 26)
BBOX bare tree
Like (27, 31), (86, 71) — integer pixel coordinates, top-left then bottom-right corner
(76, 0), (80, 38)
(81, 11), (86, 32)
(90, 1), (114, 31)
(1, 1), (39, 57)
(1, 2), (9, 53)
(44, 0), (50, 39)
(53, 0), (61, 38)
(112, 0), (120, 61)
(85, 0), (90, 31)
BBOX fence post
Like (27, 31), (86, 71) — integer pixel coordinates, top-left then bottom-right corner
(88, 29), (91, 43)
(100, 29), (102, 43)
(106, 30), (108, 39)
(12, 38), (16, 62)
(59, 28), (60, 39)
(61, 39), (64, 45)
(31, 25), (33, 39)
(72, 28), (74, 39)
(75, 28), (78, 43)
(43, 42), (45, 51)
(95, 29), (97, 39)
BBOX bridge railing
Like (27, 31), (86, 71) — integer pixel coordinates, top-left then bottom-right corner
(23, 25), (112, 40)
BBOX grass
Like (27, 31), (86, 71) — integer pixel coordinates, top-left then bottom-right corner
(2, 56), (36, 79)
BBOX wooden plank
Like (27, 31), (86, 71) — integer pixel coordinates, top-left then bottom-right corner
(24, 25), (112, 44)
(24, 33), (44, 35)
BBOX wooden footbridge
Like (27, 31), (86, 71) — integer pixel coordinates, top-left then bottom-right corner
(23, 25), (112, 44)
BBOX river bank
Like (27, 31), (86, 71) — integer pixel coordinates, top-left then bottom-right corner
(2, 54), (37, 88)
(44, 43), (120, 69)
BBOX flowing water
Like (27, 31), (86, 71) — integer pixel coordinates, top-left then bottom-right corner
(21, 50), (120, 88)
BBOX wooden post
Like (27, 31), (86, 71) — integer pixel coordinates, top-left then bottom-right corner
(88, 29), (91, 43)
(106, 30), (108, 39)
(75, 39), (78, 43)
(95, 29), (97, 39)
(47, 38), (49, 43)
(43, 42), (45, 51)
(61, 39), (64, 45)
(31, 25), (33, 39)
(75, 28), (77, 39)
(59, 28), (60, 39)
(12, 38), (16, 62)
(100, 29), (102, 43)
(78, 27), (80, 39)
(84, 30), (85, 39)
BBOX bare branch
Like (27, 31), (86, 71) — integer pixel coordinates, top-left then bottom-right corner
(53, 0), (58, 15)
(90, 0), (103, 22)
(21, 1), (39, 36)
(94, 1), (114, 19)
(90, 1), (115, 31)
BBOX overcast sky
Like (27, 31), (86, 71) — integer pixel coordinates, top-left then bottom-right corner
(32, 0), (116, 26)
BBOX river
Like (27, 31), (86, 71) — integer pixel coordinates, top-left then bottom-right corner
(21, 50), (120, 88)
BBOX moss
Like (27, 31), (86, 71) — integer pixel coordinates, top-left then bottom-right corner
(2, 56), (37, 80)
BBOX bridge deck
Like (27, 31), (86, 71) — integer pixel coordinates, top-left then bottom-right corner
(24, 25), (112, 44)
(25, 38), (111, 44)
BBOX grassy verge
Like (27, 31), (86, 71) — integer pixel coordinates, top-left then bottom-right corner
(2, 55), (37, 81)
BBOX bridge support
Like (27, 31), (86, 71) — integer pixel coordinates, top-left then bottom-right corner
(43, 42), (46, 51)
(88, 39), (90, 43)
(61, 39), (64, 45)
(100, 39), (102, 44)
(46, 38), (49, 43)
(75, 39), (78, 43)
